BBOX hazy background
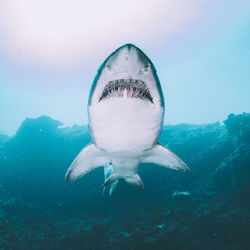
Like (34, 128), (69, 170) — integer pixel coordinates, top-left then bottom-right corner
(0, 0), (249, 135)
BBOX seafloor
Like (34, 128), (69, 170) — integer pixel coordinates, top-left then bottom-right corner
(0, 113), (250, 249)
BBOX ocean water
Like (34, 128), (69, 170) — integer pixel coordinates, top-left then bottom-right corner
(0, 113), (250, 249)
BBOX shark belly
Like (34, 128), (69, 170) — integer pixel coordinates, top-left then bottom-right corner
(89, 97), (163, 157)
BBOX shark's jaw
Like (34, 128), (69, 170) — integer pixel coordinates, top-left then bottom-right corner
(99, 79), (153, 103)
(89, 43), (164, 108)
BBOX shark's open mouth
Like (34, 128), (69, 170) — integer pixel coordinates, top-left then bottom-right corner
(99, 79), (153, 103)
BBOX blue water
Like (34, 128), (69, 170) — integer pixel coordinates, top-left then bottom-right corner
(0, 113), (250, 249)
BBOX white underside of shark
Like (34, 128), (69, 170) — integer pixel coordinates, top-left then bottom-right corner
(65, 44), (189, 195)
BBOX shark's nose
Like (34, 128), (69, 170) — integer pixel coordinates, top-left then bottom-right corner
(120, 44), (141, 55)
(123, 43), (135, 50)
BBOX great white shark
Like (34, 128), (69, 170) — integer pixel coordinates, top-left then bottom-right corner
(65, 44), (189, 195)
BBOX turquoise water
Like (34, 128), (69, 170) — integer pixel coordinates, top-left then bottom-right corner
(0, 113), (250, 249)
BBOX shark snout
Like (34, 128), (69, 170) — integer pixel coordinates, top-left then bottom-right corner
(113, 43), (150, 68)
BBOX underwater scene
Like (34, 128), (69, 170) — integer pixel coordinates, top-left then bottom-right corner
(1, 1), (250, 249)
(0, 113), (250, 249)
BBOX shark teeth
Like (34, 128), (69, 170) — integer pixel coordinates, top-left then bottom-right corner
(99, 79), (153, 103)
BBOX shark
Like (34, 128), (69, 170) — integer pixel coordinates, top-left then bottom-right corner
(65, 44), (189, 195)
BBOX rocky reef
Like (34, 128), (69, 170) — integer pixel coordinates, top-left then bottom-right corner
(0, 113), (249, 249)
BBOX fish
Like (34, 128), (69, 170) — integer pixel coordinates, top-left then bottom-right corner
(65, 44), (189, 194)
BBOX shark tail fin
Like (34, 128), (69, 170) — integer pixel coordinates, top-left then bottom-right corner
(103, 174), (120, 187)
(102, 181), (119, 197)
(102, 164), (119, 197)
(103, 174), (144, 191)
(141, 143), (190, 173)
(65, 142), (110, 182)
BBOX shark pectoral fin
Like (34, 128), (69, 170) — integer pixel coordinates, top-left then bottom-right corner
(141, 143), (190, 173)
(65, 142), (110, 182)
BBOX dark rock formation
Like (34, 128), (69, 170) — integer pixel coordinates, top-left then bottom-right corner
(0, 114), (249, 249)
